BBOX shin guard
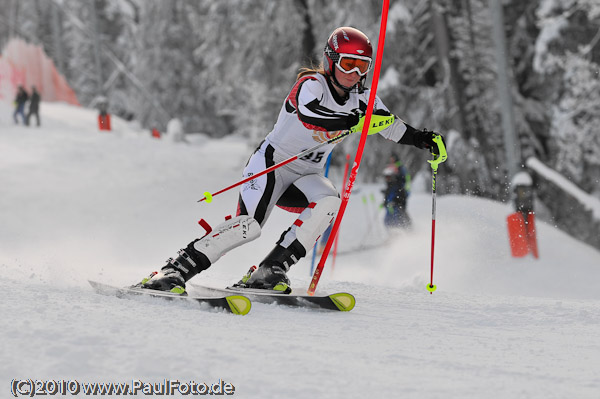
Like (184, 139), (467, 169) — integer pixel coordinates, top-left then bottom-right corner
(193, 215), (261, 264)
(279, 196), (341, 254)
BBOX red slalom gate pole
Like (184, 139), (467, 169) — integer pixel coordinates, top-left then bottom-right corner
(308, 0), (390, 295)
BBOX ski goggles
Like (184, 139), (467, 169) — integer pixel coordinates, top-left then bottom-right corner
(335, 54), (372, 76)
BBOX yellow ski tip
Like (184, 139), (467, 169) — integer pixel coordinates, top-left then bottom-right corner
(226, 295), (251, 315)
(329, 293), (356, 312)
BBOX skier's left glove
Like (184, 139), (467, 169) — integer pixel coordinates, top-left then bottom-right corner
(344, 110), (362, 130)
(415, 129), (446, 156)
(373, 109), (391, 116)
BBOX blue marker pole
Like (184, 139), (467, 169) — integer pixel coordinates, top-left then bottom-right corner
(310, 153), (332, 275)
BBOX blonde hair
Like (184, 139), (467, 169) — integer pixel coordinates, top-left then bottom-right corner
(296, 62), (326, 80)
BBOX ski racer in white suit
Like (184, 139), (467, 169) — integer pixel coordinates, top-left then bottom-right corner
(141, 27), (446, 294)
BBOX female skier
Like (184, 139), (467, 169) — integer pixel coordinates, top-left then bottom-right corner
(140, 26), (446, 294)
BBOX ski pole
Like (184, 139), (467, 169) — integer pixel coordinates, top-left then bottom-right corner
(198, 114), (395, 203)
(308, 0), (390, 295)
(426, 135), (447, 294)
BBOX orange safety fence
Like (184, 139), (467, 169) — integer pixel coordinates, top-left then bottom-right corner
(0, 38), (79, 105)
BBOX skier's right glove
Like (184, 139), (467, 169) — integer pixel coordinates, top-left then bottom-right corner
(344, 110), (362, 130)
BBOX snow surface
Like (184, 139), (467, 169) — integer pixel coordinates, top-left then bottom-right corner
(1, 101), (600, 398)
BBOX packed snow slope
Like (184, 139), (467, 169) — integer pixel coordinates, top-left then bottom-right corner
(1, 101), (599, 398)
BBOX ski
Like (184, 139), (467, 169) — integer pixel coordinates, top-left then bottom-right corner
(192, 284), (355, 312)
(88, 280), (251, 315)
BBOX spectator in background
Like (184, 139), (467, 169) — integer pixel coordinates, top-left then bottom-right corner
(13, 85), (29, 125)
(26, 86), (41, 127)
(382, 154), (412, 229)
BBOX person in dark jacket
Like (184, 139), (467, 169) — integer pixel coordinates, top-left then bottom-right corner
(26, 86), (41, 127)
(13, 85), (29, 125)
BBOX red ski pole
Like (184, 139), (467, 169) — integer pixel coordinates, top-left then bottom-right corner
(426, 136), (447, 294)
(197, 129), (353, 203)
(428, 167), (438, 294)
(198, 114), (395, 203)
(308, 0), (390, 295)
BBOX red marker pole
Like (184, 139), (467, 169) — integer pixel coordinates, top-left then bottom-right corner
(308, 0), (390, 295)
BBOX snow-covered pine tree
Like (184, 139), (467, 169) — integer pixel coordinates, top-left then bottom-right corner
(533, 0), (600, 193)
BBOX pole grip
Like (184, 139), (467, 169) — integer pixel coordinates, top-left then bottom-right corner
(427, 135), (448, 171)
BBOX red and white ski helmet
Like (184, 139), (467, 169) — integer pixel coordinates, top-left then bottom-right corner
(323, 27), (373, 77)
